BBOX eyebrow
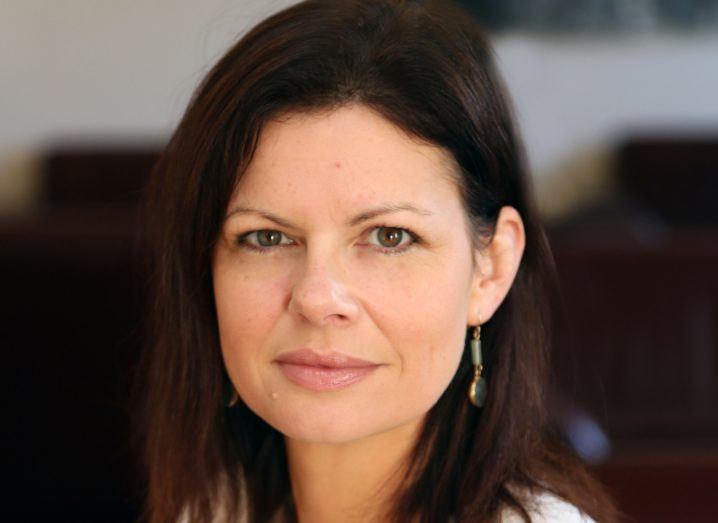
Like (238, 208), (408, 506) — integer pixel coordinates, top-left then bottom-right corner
(225, 202), (434, 228)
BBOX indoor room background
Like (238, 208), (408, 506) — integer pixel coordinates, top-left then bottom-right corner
(2, 1), (717, 521)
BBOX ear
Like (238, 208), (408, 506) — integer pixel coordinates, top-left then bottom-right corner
(466, 206), (526, 326)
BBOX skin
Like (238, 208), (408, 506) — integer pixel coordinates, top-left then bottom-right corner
(212, 103), (525, 522)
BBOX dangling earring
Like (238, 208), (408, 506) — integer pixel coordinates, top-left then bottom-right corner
(223, 370), (239, 408)
(468, 323), (487, 408)
(228, 388), (239, 408)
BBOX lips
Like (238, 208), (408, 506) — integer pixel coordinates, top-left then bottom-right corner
(275, 348), (381, 391)
(275, 348), (378, 368)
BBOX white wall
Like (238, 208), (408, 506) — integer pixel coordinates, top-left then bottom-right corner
(496, 33), (718, 218)
(0, 0), (298, 213)
(2, 0), (717, 218)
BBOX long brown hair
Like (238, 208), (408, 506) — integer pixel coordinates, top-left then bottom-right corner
(138, 1), (619, 521)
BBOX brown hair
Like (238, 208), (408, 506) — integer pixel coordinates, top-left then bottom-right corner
(138, 1), (620, 521)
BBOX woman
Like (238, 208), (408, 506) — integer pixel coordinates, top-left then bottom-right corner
(139, 0), (619, 521)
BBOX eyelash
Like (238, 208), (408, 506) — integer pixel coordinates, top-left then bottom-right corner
(234, 225), (422, 256)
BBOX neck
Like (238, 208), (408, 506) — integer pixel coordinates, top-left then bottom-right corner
(283, 419), (422, 523)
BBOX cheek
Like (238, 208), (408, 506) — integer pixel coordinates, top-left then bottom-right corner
(362, 258), (470, 399)
(403, 327), (466, 395)
(213, 267), (289, 368)
(364, 255), (470, 340)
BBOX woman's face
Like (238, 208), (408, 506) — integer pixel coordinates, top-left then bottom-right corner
(212, 103), (483, 444)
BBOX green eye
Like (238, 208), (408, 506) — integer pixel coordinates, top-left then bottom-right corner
(236, 229), (293, 253)
(236, 226), (420, 256)
(256, 230), (283, 247)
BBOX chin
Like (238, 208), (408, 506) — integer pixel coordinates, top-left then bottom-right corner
(276, 407), (377, 444)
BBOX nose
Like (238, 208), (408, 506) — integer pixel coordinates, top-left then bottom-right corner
(288, 257), (359, 327)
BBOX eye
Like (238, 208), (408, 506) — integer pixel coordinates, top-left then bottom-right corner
(234, 226), (421, 256)
(236, 229), (294, 253)
(367, 226), (419, 255)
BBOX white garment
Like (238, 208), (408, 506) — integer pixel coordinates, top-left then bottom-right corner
(182, 488), (595, 522)
(499, 490), (596, 523)
(266, 490), (594, 522)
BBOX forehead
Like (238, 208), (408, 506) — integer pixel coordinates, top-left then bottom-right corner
(229, 104), (462, 211)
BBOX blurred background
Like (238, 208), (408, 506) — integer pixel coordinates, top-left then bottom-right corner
(1, 0), (717, 521)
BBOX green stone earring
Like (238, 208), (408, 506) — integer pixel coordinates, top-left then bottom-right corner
(468, 324), (487, 408)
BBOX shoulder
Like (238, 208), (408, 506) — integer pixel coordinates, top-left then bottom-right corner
(500, 490), (597, 523)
